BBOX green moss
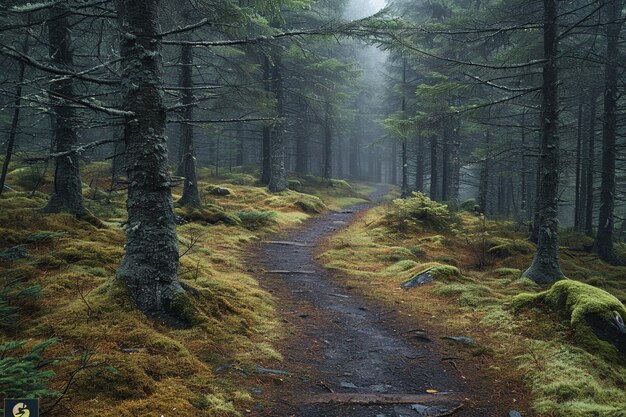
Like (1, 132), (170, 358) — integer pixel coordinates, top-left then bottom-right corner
(286, 179), (303, 191)
(385, 193), (458, 232)
(512, 280), (626, 362)
(235, 210), (277, 230)
(493, 268), (522, 278)
(385, 260), (419, 273)
(488, 239), (535, 258)
(177, 206), (242, 226)
(293, 195), (326, 213)
(169, 292), (201, 326)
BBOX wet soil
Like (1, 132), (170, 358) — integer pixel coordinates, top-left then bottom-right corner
(249, 187), (524, 417)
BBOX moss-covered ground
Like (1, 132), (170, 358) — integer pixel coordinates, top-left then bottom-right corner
(0, 162), (369, 416)
(319, 192), (626, 417)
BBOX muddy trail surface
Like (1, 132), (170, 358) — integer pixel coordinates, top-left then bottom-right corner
(251, 187), (513, 417)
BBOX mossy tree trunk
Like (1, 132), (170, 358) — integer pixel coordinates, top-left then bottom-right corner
(177, 42), (201, 208)
(114, 0), (184, 315)
(400, 58), (409, 198)
(43, 5), (86, 218)
(268, 55), (287, 193)
(595, 0), (624, 263)
(523, 0), (565, 284)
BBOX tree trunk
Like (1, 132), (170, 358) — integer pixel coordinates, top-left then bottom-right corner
(177, 42), (201, 208)
(0, 32), (29, 197)
(523, 0), (564, 284)
(268, 55), (287, 192)
(595, 0), (623, 263)
(114, 0), (184, 316)
(415, 136), (424, 193)
(429, 135), (438, 200)
(323, 102), (333, 180)
(574, 101), (583, 230)
(450, 118), (461, 206)
(400, 58), (409, 197)
(295, 115), (308, 175)
(261, 55), (272, 185)
(349, 111), (360, 179)
(42, 4), (86, 217)
(441, 124), (450, 201)
(391, 140), (398, 185)
(585, 89), (597, 236)
(520, 112), (528, 216)
(478, 131), (490, 214)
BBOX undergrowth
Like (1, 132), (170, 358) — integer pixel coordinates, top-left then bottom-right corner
(0, 162), (369, 416)
(320, 192), (626, 417)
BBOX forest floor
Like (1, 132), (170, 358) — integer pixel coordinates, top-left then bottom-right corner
(247, 186), (527, 417)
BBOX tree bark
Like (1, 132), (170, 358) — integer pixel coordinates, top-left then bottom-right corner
(523, 0), (565, 284)
(0, 31), (29, 197)
(268, 55), (287, 192)
(450, 118), (461, 206)
(177, 42), (201, 208)
(574, 101), (583, 230)
(261, 55), (272, 185)
(401, 58), (409, 198)
(42, 4), (86, 217)
(585, 89), (597, 236)
(441, 124), (450, 201)
(114, 0), (184, 316)
(429, 135), (438, 200)
(595, 0), (624, 263)
(478, 131), (490, 214)
(415, 136), (424, 193)
(323, 101), (333, 180)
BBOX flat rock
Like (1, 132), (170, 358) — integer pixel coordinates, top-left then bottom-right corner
(442, 336), (478, 346)
(401, 269), (435, 289)
(339, 382), (359, 389)
(509, 411), (523, 417)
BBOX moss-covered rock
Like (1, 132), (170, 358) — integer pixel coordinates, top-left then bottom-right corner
(176, 205), (241, 226)
(488, 239), (535, 258)
(287, 179), (303, 191)
(512, 280), (626, 362)
(205, 185), (231, 196)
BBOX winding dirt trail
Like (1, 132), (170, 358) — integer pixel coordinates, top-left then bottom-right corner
(251, 187), (511, 417)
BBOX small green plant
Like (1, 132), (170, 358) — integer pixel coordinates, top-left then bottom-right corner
(0, 339), (62, 414)
(1, 277), (41, 328)
(385, 192), (458, 232)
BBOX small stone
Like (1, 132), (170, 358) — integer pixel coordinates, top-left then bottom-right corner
(339, 382), (358, 389)
(509, 411), (523, 417)
(207, 186), (231, 196)
(401, 270), (435, 289)
(442, 336), (478, 346)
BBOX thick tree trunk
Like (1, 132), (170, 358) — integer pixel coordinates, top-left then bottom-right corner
(261, 55), (271, 185)
(595, 0), (623, 263)
(400, 58), (409, 198)
(391, 141), (398, 185)
(523, 0), (564, 284)
(0, 32), (28, 197)
(268, 56), (287, 192)
(177, 42), (201, 208)
(441, 125), (450, 201)
(295, 116), (308, 175)
(574, 101), (583, 230)
(450, 119), (461, 206)
(323, 102), (333, 180)
(415, 136), (424, 193)
(429, 135), (438, 200)
(520, 112), (528, 215)
(114, 0), (184, 316)
(478, 131), (491, 214)
(349, 111), (360, 179)
(43, 5), (86, 217)
(585, 89), (597, 236)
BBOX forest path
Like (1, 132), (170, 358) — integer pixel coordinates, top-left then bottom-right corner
(250, 186), (501, 417)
